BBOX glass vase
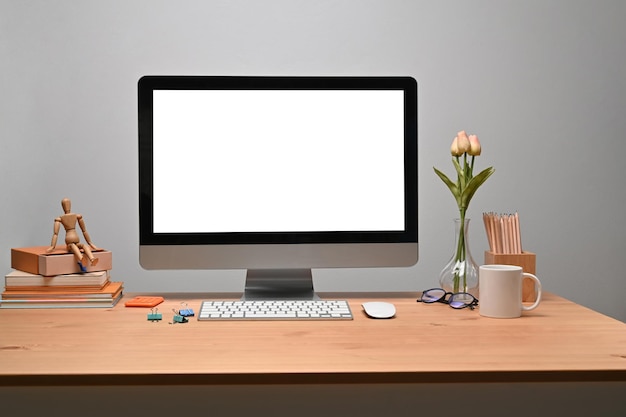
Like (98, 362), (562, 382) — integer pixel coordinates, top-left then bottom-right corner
(439, 218), (479, 296)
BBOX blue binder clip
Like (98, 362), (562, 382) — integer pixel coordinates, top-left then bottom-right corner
(147, 308), (162, 322)
(179, 303), (194, 317)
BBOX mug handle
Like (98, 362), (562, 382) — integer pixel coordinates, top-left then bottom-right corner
(522, 273), (542, 311)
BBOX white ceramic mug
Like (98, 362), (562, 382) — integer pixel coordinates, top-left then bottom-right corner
(479, 264), (542, 318)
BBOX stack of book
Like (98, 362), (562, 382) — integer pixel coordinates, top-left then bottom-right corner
(1, 246), (123, 309)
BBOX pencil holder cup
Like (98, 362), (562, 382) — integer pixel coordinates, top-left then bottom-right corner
(484, 251), (537, 302)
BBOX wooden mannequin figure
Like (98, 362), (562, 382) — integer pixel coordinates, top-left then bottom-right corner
(47, 198), (100, 272)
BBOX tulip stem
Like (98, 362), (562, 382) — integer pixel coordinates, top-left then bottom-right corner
(454, 209), (467, 293)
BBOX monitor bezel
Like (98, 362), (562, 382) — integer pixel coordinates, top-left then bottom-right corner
(138, 75), (417, 249)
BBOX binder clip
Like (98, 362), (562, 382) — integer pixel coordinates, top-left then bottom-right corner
(147, 308), (162, 322)
(170, 309), (189, 324)
(179, 302), (195, 317)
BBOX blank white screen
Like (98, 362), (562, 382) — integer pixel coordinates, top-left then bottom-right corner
(152, 89), (405, 233)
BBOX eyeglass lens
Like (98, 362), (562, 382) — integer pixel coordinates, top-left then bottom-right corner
(419, 288), (478, 309)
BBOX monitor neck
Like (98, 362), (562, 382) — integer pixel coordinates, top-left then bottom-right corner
(242, 268), (319, 301)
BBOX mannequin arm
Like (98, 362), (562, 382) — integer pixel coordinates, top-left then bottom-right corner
(78, 215), (100, 251)
(46, 218), (61, 252)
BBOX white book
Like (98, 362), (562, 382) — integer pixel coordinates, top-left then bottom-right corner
(5, 269), (110, 288)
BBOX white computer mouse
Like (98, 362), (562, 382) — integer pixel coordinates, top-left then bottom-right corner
(362, 301), (396, 319)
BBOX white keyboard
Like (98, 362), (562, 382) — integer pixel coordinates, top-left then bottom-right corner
(198, 299), (353, 320)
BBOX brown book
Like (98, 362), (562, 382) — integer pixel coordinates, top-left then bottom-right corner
(1, 281), (123, 300)
(0, 286), (123, 309)
(5, 269), (110, 289)
(11, 246), (112, 276)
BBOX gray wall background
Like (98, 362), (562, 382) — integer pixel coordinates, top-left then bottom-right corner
(1, 0), (625, 322)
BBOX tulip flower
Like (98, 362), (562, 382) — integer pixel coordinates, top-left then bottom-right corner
(456, 130), (471, 154)
(436, 131), (493, 212)
(433, 131), (495, 293)
(468, 134), (481, 156)
(450, 137), (462, 156)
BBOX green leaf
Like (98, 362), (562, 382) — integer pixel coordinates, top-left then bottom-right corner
(433, 166), (461, 206)
(451, 158), (465, 190)
(460, 166), (495, 209)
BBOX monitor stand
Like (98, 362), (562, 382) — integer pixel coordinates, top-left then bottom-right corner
(242, 269), (320, 301)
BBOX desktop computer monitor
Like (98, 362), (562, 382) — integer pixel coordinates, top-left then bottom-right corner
(138, 75), (418, 300)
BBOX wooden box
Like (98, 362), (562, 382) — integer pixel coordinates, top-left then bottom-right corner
(484, 251), (537, 302)
(11, 246), (112, 276)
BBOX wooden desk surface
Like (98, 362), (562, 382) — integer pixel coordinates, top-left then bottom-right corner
(1, 292), (626, 386)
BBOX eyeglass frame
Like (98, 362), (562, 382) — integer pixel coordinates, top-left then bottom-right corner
(416, 288), (479, 310)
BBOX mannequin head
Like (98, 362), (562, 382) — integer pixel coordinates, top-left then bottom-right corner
(61, 198), (71, 214)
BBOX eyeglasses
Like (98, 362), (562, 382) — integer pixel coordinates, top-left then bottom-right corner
(416, 288), (479, 310)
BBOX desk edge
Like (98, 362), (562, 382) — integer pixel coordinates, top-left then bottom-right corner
(2, 370), (626, 387)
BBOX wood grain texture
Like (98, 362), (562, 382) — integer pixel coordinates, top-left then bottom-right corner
(1, 292), (625, 386)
